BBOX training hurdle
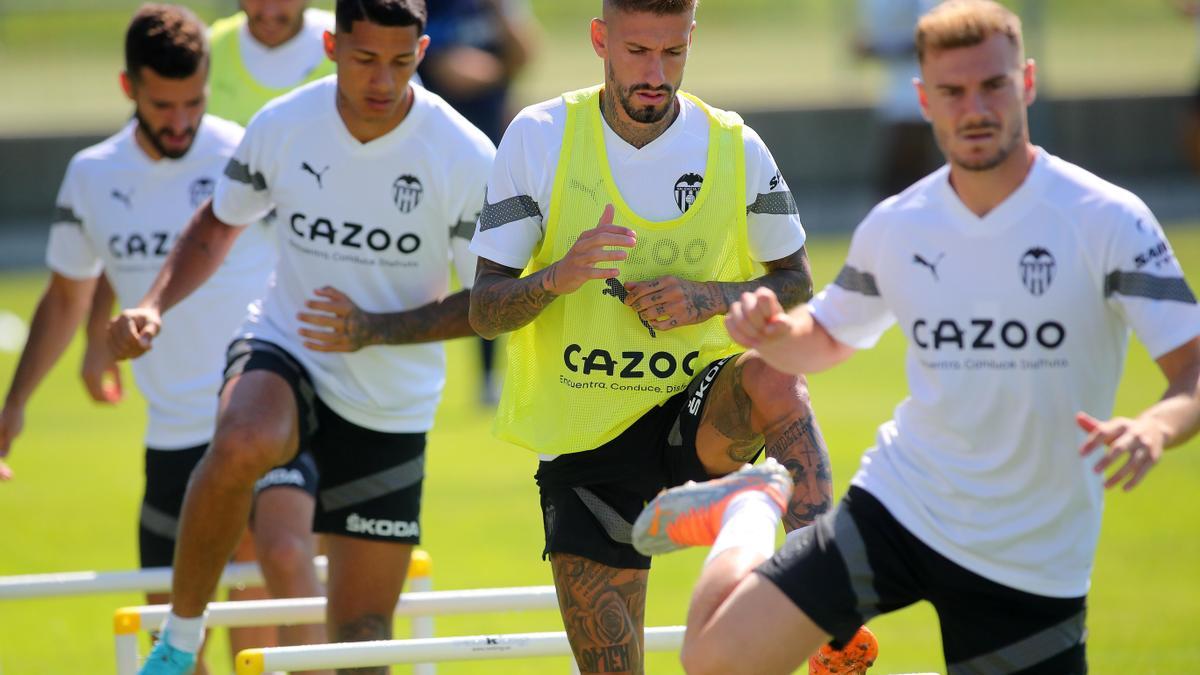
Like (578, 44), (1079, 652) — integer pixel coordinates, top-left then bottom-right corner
(0, 556), (329, 599)
(236, 625), (683, 674)
(114, 553), (567, 675)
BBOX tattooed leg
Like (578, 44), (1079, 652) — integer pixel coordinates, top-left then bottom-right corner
(695, 352), (833, 531)
(550, 553), (648, 674)
(325, 536), (413, 675)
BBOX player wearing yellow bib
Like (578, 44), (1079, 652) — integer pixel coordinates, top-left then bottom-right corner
(207, 0), (336, 126)
(468, 1), (836, 671)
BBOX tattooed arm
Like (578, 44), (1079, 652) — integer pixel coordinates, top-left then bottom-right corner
(108, 200), (243, 360)
(468, 204), (636, 339)
(623, 245), (814, 331)
(297, 286), (475, 351)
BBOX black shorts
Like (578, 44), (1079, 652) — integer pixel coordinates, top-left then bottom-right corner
(757, 486), (1088, 674)
(140, 443), (318, 568)
(536, 356), (744, 570)
(224, 337), (425, 544)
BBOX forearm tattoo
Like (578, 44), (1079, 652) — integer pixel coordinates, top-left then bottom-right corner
(552, 554), (647, 674)
(766, 415), (833, 531)
(334, 613), (392, 674)
(716, 246), (815, 312)
(347, 290), (473, 347)
(470, 258), (559, 337)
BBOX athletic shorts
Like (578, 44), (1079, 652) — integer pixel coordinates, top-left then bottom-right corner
(224, 337), (425, 544)
(757, 486), (1088, 674)
(535, 356), (744, 570)
(140, 443), (317, 568)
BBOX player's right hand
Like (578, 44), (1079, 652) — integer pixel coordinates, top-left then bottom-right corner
(543, 204), (636, 296)
(81, 338), (124, 403)
(0, 405), (24, 479)
(108, 307), (161, 361)
(725, 287), (795, 349)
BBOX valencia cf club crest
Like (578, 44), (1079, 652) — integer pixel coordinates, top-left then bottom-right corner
(393, 174), (423, 213)
(189, 177), (214, 207)
(674, 173), (703, 213)
(1019, 247), (1055, 296)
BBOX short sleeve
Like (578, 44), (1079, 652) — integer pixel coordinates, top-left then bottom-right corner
(212, 110), (276, 226)
(468, 108), (556, 270)
(808, 210), (896, 349)
(743, 126), (806, 262)
(448, 134), (496, 289)
(45, 160), (103, 279)
(1103, 208), (1200, 358)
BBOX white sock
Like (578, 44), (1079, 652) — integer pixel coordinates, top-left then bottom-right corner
(704, 490), (782, 566)
(161, 610), (206, 653)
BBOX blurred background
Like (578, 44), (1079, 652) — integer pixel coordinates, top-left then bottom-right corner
(2, 0), (1199, 259)
(1, 2), (1198, 674)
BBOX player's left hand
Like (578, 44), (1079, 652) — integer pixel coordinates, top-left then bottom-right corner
(623, 276), (723, 331)
(1076, 412), (1167, 491)
(297, 286), (376, 353)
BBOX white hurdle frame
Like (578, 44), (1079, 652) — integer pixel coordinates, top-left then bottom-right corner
(235, 626), (684, 674)
(0, 556), (329, 599)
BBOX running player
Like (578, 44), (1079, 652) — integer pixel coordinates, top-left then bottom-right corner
(207, 0), (336, 125)
(468, 1), (834, 671)
(635, 2), (1200, 673)
(108, 2), (494, 673)
(0, 4), (320, 672)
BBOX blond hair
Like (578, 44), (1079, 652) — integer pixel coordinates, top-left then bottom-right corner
(915, 0), (1023, 64)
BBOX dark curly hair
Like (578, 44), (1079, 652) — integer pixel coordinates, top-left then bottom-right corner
(124, 3), (208, 82)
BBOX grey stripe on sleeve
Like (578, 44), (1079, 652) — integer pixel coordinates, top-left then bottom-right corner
(450, 219), (477, 241)
(319, 455), (425, 512)
(53, 205), (83, 226)
(1104, 271), (1197, 304)
(948, 609), (1087, 675)
(833, 265), (881, 297)
(478, 194), (541, 232)
(223, 159), (268, 191)
(747, 191), (799, 215)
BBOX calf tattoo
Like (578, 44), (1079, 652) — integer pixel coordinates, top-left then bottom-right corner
(334, 613), (392, 674)
(552, 554), (648, 673)
(766, 416), (833, 530)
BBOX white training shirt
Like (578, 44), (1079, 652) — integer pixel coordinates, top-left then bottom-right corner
(237, 8), (334, 89)
(46, 116), (274, 450)
(810, 149), (1200, 597)
(469, 93), (807, 271)
(213, 76), (494, 432)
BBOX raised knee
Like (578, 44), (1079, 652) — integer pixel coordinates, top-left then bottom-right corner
(740, 354), (810, 410)
(209, 423), (290, 483)
(255, 530), (313, 577)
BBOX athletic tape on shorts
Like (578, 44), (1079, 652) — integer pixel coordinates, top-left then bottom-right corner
(947, 609), (1087, 675)
(319, 455), (424, 512)
(139, 503), (180, 541)
(572, 487), (634, 545)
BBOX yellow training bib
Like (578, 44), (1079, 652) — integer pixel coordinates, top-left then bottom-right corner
(207, 13), (336, 126)
(494, 85), (754, 454)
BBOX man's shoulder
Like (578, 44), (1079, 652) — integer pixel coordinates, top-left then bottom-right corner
(303, 7), (335, 32)
(1038, 152), (1152, 224)
(197, 115), (245, 152)
(414, 85), (497, 160)
(505, 96), (569, 141)
(67, 126), (136, 177)
(248, 76), (334, 131)
(865, 167), (949, 225)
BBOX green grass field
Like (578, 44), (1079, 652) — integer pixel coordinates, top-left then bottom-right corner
(0, 0), (1195, 134)
(1, 226), (1198, 675)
